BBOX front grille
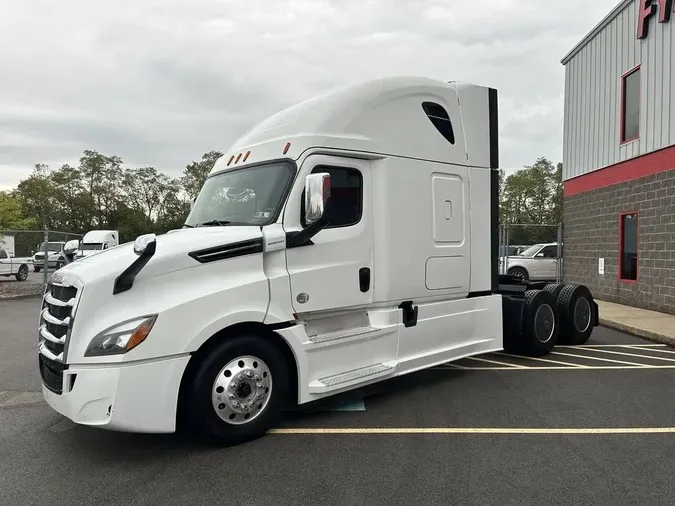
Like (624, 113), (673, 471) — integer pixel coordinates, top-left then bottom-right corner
(51, 284), (77, 302)
(38, 279), (79, 394)
(39, 355), (65, 394)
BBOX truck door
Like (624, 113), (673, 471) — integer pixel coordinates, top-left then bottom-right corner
(284, 155), (374, 314)
(0, 250), (9, 275)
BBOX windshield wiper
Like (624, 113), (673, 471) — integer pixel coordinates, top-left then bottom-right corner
(198, 220), (232, 227)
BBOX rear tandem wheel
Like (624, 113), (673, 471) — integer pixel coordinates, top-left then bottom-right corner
(544, 283), (595, 345)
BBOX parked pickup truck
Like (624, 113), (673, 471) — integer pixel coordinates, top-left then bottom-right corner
(0, 249), (29, 281)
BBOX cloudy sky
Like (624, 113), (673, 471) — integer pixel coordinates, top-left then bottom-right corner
(1, 0), (619, 190)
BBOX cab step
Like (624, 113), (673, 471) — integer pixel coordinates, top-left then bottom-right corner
(309, 362), (397, 394)
(306, 326), (395, 350)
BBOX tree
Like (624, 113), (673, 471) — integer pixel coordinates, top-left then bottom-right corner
(0, 191), (36, 229)
(499, 157), (562, 225)
(181, 150), (223, 199)
(13, 164), (56, 229)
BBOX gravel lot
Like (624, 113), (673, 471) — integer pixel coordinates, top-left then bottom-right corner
(0, 269), (49, 300)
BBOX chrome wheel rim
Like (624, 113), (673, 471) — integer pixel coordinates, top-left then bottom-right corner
(534, 304), (555, 343)
(574, 297), (592, 333)
(212, 355), (273, 425)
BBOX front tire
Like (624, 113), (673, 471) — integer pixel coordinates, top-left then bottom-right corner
(15, 265), (28, 281)
(180, 334), (289, 446)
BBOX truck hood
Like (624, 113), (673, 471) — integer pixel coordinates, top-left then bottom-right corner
(56, 226), (263, 286)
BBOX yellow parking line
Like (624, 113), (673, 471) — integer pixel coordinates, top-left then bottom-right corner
(495, 352), (588, 368)
(578, 347), (675, 363)
(270, 427), (675, 435)
(551, 351), (648, 367)
(464, 356), (526, 368)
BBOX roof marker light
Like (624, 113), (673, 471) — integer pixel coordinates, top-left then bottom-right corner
(243, 151), (250, 162)
(227, 155), (234, 166)
(235, 153), (242, 163)
(283, 142), (291, 154)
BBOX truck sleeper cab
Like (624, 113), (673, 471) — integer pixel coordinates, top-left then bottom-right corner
(37, 76), (599, 446)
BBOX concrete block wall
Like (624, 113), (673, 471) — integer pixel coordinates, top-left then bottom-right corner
(563, 168), (675, 315)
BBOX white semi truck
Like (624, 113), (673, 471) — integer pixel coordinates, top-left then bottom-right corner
(38, 77), (598, 445)
(76, 230), (119, 258)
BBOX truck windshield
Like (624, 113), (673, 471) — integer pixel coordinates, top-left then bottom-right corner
(39, 242), (62, 252)
(185, 162), (295, 228)
(80, 243), (103, 251)
(518, 245), (542, 257)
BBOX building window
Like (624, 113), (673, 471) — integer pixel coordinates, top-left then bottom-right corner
(619, 212), (638, 282)
(620, 66), (640, 143)
(301, 166), (363, 229)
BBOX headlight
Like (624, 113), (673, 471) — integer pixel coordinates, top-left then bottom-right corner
(85, 315), (157, 357)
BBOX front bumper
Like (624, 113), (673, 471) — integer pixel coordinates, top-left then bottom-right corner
(42, 355), (191, 433)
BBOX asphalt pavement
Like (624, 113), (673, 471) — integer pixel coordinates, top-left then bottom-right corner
(2, 298), (675, 505)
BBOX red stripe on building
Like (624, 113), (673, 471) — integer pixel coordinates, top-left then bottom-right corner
(563, 144), (675, 197)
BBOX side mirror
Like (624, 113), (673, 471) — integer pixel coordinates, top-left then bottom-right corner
(64, 239), (79, 262)
(304, 173), (331, 225)
(134, 233), (157, 257)
(536, 252), (545, 257)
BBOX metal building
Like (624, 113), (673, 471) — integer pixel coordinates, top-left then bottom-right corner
(561, 0), (675, 314)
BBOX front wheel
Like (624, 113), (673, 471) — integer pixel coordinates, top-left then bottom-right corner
(180, 334), (289, 446)
(15, 265), (28, 281)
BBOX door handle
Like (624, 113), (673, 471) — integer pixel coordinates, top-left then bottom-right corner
(359, 267), (370, 293)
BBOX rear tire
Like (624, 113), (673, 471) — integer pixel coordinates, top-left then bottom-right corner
(516, 290), (560, 357)
(556, 284), (595, 345)
(508, 267), (529, 282)
(543, 283), (565, 300)
(180, 333), (289, 446)
(15, 265), (28, 281)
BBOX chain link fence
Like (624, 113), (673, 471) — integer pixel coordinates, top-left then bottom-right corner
(498, 223), (563, 284)
(0, 229), (83, 287)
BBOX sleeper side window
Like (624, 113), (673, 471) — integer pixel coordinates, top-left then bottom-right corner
(301, 166), (363, 229)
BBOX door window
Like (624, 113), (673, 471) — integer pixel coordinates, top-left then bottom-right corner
(0, 250), (7, 259)
(540, 245), (558, 258)
(301, 166), (363, 229)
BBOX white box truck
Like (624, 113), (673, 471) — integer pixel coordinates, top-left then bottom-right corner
(38, 77), (599, 445)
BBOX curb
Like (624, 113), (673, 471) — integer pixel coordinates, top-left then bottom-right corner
(0, 293), (43, 302)
(599, 318), (675, 347)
